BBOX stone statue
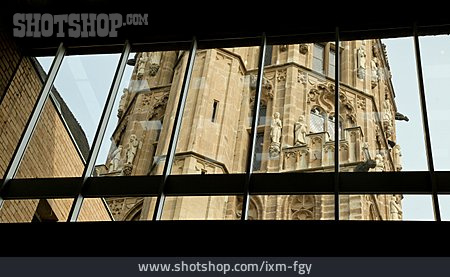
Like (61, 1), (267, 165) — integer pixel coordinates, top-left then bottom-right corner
(270, 112), (282, 144)
(137, 52), (148, 78)
(126, 134), (139, 165)
(383, 98), (393, 139)
(108, 145), (123, 173)
(294, 115), (307, 146)
(371, 58), (379, 87)
(117, 88), (129, 118)
(390, 195), (403, 220)
(393, 144), (402, 171)
(373, 153), (384, 172)
(357, 45), (367, 79)
(269, 112), (282, 157)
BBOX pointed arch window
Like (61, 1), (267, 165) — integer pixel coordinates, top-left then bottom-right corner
(310, 107), (325, 133)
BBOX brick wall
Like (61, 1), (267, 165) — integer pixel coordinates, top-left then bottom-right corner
(0, 32), (110, 222)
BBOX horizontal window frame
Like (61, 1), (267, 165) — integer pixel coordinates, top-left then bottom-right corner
(1, 172), (449, 200)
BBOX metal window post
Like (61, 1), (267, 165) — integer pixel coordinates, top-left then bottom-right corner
(241, 34), (266, 220)
(334, 27), (340, 221)
(0, 43), (66, 209)
(67, 41), (131, 222)
(413, 24), (441, 221)
(152, 37), (198, 221)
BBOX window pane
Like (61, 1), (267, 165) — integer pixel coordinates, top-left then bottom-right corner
(0, 54), (54, 178)
(438, 195), (450, 221)
(78, 197), (149, 221)
(338, 194), (434, 221)
(310, 108), (325, 133)
(162, 196), (238, 220)
(14, 53), (121, 178)
(328, 49), (336, 77)
(312, 44), (325, 74)
(420, 35), (450, 170)
(338, 38), (427, 172)
(251, 42), (336, 173)
(170, 46), (259, 175)
(0, 198), (110, 223)
(248, 195), (334, 220)
(92, 49), (187, 178)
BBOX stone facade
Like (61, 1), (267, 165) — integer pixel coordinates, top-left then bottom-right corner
(100, 40), (403, 221)
(0, 32), (111, 222)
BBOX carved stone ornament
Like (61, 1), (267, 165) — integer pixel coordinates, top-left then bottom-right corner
(269, 142), (281, 158)
(250, 74), (273, 92)
(297, 71), (307, 85)
(356, 96), (366, 110)
(277, 69), (287, 82)
(122, 163), (133, 176)
(299, 44), (308, 55)
(279, 45), (287, 52)
(148, 63), (160, 76)
(290, 195), (315, 220)
(307, 83), (356, 118)
(148, 92), (169, 120)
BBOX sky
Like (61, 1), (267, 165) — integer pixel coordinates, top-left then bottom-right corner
(37, 36), (450, 221)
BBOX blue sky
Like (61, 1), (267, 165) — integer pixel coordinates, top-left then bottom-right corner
(37, 36), (450, 221)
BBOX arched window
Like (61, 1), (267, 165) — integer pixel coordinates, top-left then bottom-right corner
(310, 107), (325, 133)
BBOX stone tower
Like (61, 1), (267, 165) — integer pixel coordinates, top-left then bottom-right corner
(97, 40), (403, 221)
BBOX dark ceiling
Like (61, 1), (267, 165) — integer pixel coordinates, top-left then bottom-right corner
(1, 0), (450, 56)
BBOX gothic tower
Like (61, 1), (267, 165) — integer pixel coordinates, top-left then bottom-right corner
(96, 40), (403, 221)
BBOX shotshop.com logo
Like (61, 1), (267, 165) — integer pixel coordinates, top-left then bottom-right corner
(13, 13), (148, 38)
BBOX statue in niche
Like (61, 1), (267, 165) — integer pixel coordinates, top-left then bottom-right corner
(126, 134), (140, 165)
(269, 112), (282, 157)
(383, 98), (394, 139)
(137, 52), (148, 78)
(294, 115), (307, 146)
(270, 112), (282, 144)
(108, 145), (123, 173)
(393, 144), (402, 171)
(117, 88), (129, 118)
(357, 45), (367, 79)
(389, 195), (403, 220)
(371, 57), (379, 87)
(373, 153), (385, 172)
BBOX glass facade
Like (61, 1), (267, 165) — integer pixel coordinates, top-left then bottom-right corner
(0, 28), (448, 222)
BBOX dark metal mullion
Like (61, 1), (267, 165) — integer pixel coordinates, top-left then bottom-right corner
(67, 41), (131, 222)
(0, 55), (24, 107)
(152, 37), (198, 221)
(334, 27), (340, 221)
(0, 43), (66, 209)
(413, 24), (441, 221)
(241, 34), (266, 220)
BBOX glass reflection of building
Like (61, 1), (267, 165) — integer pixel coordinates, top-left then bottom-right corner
(98, 41), (404, 221)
